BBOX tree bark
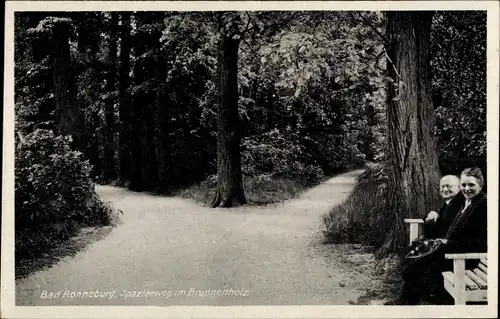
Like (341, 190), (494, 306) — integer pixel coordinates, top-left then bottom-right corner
(51, 21), (85, 150)
(211, 13), (246, 208)
(118, 12), (132, 184)
(154, 52), (168, 188)
(129, 29), (145, 191)
(384, 11), (441, 251)
(129, 13), (159, 191)
(103, 13), (118, 182)
(138, 14), (163, 190)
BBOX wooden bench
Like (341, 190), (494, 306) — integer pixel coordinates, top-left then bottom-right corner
(442, 253), (488, 304)
(404, 219), (488, 305)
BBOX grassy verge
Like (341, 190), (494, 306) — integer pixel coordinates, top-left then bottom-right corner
(322, 165), (390, 248)
(15, 204), (121, 280)
(15, 224), (115, 280)
(178, 174), (316, 206)
(321, 164), (403, 302)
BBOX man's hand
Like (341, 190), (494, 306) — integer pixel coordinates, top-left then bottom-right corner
(425, 210), (439, 222)
(437, 238), (448, 244)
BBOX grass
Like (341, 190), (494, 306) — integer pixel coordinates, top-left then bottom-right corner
(321, 164), (404, 303)
(15, 224), (115, 280)
(178, 174), (314, 206)
(15, 207), (122, 280)
(322, 175), (391, 248)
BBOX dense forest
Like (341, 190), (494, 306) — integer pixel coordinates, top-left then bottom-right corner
(14, 11), (486, 260)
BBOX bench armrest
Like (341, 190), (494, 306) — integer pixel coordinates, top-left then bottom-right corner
(404, 219), (424, 245)
(445, 253), (488, 260)
(404, 219), (425, 224)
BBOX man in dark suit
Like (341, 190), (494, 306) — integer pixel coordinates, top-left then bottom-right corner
(386, 168), (487, 305)
(423, 175), (465, 239)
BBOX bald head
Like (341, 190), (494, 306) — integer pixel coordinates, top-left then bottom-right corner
(439, 175), (460, 199)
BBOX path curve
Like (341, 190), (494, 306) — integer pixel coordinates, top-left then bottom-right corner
(16, 170), (370, 306)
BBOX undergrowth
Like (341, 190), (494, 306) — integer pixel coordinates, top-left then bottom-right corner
(179, 174), (316, 206)
(322, 163), (391, 249)
(322, 164), (404, 302)
(15, 129), (121, 279)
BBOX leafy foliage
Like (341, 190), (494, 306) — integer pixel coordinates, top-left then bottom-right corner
(323, 11), (486, 252)
(431, 11), (486, 174)
(236, 11), (386, 179)
(14, 11), (486, 255)
(15, 130), (114, 228)
(14, 13), (118, 270)
(241, 129), (325, 186)
(15, 129), (116, 261)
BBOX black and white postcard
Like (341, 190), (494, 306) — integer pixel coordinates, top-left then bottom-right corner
(2, 1), (499, 318)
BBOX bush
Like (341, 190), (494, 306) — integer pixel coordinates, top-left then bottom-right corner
(241, 129), (325, 186)
(323, 163), (390, 248)
(15, 129), (116, 255)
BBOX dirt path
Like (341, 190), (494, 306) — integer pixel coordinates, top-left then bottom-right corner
(16, 170), (381, 306)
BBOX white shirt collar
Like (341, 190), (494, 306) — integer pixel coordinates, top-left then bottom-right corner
(461, 199), (472, 213)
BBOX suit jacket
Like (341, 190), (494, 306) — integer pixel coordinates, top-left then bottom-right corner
(445, 192), (487, 254)
(424, 193), (465, 239)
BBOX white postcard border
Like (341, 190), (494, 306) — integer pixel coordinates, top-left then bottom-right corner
(2, 1), (499, 318)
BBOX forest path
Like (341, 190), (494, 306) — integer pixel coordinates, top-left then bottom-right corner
(16, 170), (377, 306)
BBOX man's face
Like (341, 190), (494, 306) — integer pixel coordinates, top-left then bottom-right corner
(440, 176), (460, 199)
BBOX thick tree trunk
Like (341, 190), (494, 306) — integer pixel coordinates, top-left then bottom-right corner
(384, 11), (441, 252)
(118, 12), (132, 184)
(51, 22), (84, 150)
(103, 13), (118, 182)
(211, 17), (246, 208)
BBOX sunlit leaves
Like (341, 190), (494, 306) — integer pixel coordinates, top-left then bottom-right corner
(431, 11), (486, 168)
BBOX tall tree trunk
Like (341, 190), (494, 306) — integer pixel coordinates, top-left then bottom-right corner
(75, 12), (102, 177)
(129, 28), (144, 191)
(51, 21), (84, 150)
(211, 13), (246, 208)
(90, 109), (102, 179)
(103, 13), (118, 182)
(118, 12), (132, 184)
(383, 11), (440, 252)
(155, 52), (168, 188)
(140, 100), (156, 189)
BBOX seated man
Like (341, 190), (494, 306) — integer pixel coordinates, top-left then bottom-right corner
(423, 175), (465, 239)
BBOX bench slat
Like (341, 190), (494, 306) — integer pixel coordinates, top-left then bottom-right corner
(480, 258), (487, 267)
(442, 271), (454, 285)
(442, 271), (479, 290)
(445, 253), (488, 260)
(473, 268), (488, 283)
(478, 263), (487, 274)
(466, 270), (487, 289)
(465, 274), (479, 290)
